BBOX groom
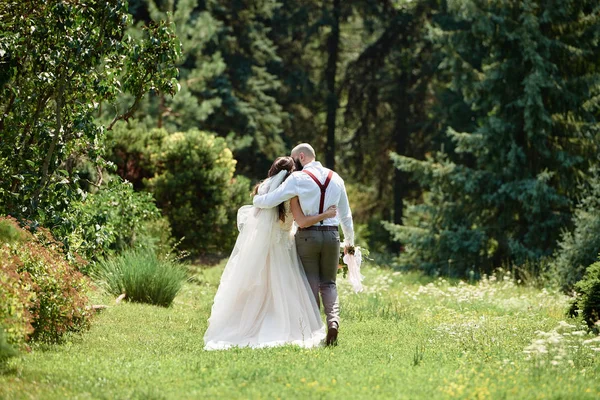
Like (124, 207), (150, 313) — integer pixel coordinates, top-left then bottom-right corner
(253, 143), (354, 346)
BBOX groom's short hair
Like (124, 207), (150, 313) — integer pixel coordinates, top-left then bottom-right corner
(291, 143), (316, 159)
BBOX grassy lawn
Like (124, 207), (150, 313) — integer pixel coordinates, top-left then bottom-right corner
(1, 263), (599, 399)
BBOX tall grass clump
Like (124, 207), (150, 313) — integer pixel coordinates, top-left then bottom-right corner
(95, 250), (187, 307)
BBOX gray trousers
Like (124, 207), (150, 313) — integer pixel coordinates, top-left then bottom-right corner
(295, 229), (340, 328)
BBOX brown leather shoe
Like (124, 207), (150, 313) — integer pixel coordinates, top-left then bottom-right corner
(325, 324), (338, 346)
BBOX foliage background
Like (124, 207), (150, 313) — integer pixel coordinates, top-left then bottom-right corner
(1, 0), (600, 279)
(1, 0), (600, 395)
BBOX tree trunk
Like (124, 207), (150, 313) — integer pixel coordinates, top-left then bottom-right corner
(393, 80), (409, 227)
(158, 94), (164, 129)
(325, 0), (340, 169)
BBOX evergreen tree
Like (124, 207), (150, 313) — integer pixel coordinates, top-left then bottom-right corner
(342, 1), (449, 235)
(324, 0), (341, 169)
(129, 0), (287, 178)
(268, 0), (331, 161)
(386, 0), (600, 276)
(269, 0), (390, 168)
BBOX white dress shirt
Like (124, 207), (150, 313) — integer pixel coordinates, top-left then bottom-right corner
(253, 161), (354, 245)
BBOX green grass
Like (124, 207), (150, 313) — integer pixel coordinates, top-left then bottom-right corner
(1, 263), (600, 399)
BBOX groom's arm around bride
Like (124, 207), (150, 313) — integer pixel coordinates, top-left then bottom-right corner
(252, 145), (354, 248)
(253, 143), (354, 346)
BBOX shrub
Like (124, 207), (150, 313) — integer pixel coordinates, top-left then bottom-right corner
(0, 217), (92, 345)
(94, 250), (187, 307)
(573, 261), (600, 330)
(0, 327), (17, 364)
(105, 122), (166, 190)
(106, 125), (251, 255)
(134, 216), (176, 258)
(146, 129), (251, 255)
(0, 248), (35, 349)
(58, 177), (164, 266)
(551, 172), (600, 290)
(0, 220), (28, 243)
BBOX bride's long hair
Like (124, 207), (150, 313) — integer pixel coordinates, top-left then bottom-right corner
(253, 156), (295, 222)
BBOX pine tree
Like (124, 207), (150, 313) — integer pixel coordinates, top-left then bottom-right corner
(269, 0), (391, 168)
(386, 0), (600, 276)
(343, 0), (447, 231)
(129, 0), (287, 178)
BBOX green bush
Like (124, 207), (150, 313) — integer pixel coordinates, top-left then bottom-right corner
(0, 0), (180, 244)
(134, 216), (176, 258)
(105, 122), (166, 190)
(0, 244), (35, 348)
(146, 129), (251, 255)
(0, 220), (28, 243)
(572, 261), (600, 330)
(0, 217), (92, 345)
(0, 327), (17, 364)
(551, 173), (600, 290)
(106, 124), (251, 255)
(59, 177), (164, 266)
(94, 250), (187, 307)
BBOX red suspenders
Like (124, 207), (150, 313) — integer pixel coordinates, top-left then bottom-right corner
(303, 170), (334, 221)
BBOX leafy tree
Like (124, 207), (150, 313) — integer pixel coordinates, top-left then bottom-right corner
(386, 0), (600, 276)
(0, 0), (181, 248)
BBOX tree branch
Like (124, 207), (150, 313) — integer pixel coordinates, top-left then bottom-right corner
(106, 94), (142, 131)
(40, 84), (64, 185)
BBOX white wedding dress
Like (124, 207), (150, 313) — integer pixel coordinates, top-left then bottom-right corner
(204, 171), (326, 350)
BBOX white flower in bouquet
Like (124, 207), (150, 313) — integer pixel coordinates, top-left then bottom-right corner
(338, 244), (367, 293)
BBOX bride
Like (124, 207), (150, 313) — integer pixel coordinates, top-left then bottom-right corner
(204, 156), (334, 350)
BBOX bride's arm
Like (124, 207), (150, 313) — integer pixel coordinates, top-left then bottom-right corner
(290, 197), (337, 228)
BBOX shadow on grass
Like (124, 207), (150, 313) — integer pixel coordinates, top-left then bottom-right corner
(0, 362), (18, 377)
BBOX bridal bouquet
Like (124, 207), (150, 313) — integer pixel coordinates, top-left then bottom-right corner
(338, 245), (367, 293)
